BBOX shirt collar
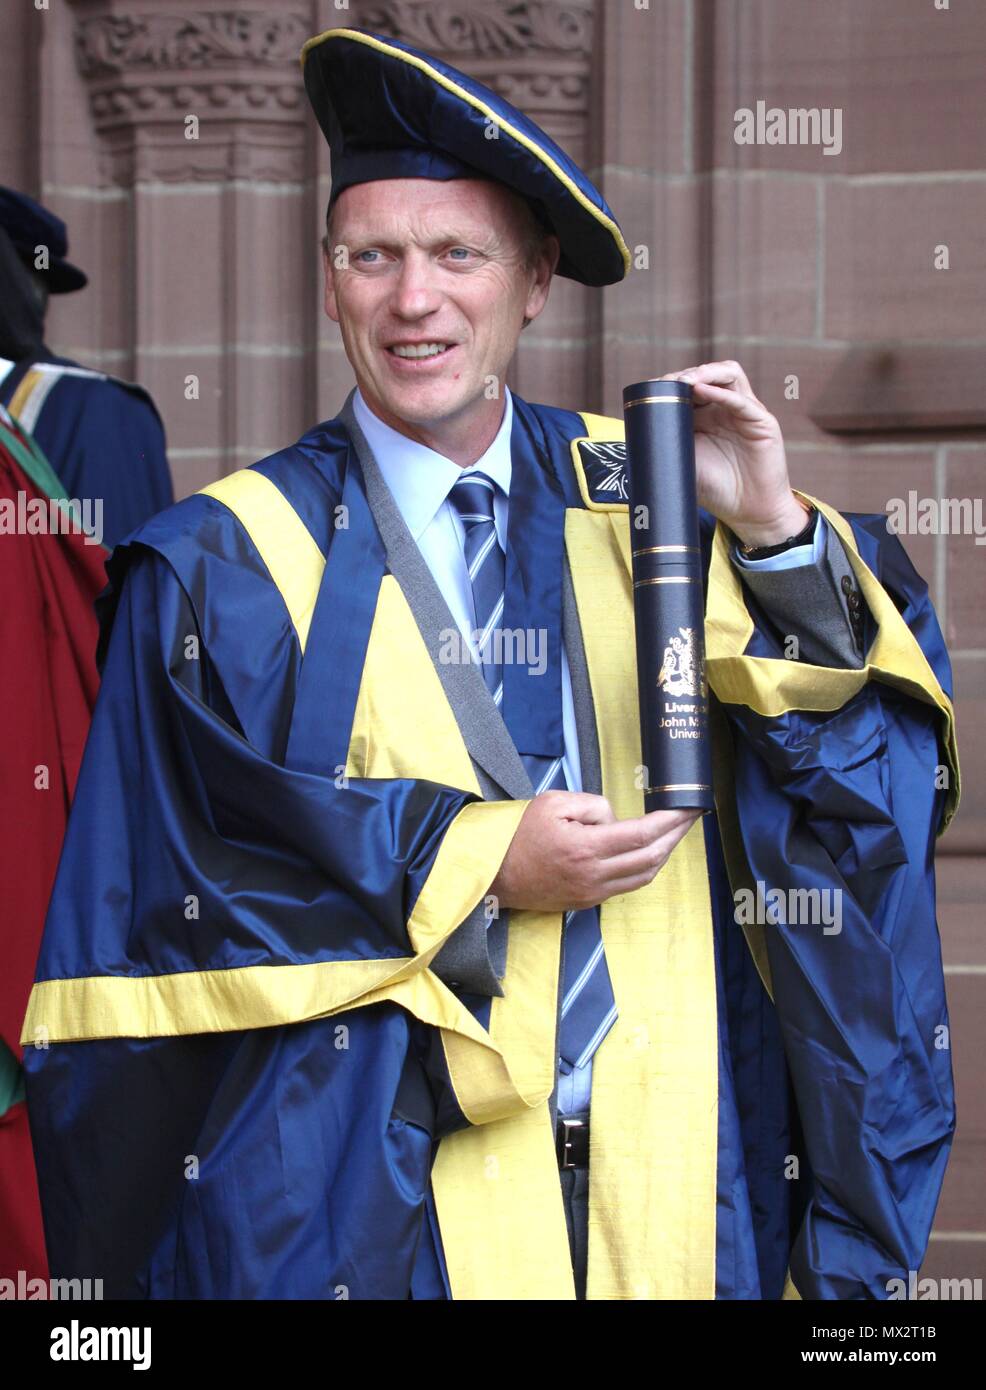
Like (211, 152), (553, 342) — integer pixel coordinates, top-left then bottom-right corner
(352, 385), (514, 542)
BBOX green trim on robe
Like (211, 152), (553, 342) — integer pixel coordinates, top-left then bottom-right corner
(0, 412), (71, 505)
(0, 1039), (26, 1119)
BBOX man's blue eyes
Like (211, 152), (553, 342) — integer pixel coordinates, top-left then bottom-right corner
(354, 248), (475, 263)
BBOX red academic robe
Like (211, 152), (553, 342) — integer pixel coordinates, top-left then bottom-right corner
(0, 416), (106, 1283)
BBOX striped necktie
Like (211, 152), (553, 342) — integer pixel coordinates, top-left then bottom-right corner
(448, 471), (618, 1071)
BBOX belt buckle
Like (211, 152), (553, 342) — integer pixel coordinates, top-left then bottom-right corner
(558, 1117), (585, 1170)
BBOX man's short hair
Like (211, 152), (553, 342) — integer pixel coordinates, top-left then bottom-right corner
(321, 182), (550, 273)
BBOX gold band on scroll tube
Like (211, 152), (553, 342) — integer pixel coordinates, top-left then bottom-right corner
(631, 544), (700, 558)
(645, 784), (713, 793)
(624, 395), (693, 409)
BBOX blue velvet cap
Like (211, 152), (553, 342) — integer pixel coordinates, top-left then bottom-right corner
(301, 28), (629, 288)
(0, 187), (88, 294)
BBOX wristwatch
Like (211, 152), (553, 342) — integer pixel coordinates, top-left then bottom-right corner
(737, 503), (818, 561)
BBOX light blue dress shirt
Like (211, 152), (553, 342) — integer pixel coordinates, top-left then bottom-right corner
(353, 387), (585, 806)
(352, 386), (826, 1118)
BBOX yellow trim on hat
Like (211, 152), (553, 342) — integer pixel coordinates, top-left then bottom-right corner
(300, 27), (631, 278)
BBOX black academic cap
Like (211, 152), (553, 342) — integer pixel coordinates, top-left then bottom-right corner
(0, 187), (88, 294)
(301, 28), (630, 288)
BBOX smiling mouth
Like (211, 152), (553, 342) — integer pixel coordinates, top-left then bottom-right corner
(386, 342), (455, 359)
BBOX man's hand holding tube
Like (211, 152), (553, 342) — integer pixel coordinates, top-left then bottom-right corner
(492, 359), (806, 916)
(661, 358), (811, 548)
(489, 794), (700, 912)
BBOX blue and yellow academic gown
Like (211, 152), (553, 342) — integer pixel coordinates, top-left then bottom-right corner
(21, 394), (959, 1300)
(1, 353), (173, 548)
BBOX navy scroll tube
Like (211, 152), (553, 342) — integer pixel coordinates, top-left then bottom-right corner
(623, 379), (714, 813)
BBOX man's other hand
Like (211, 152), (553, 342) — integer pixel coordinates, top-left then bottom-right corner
(487, 791), (701, 912)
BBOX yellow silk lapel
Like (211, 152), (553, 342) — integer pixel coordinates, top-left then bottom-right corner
(200, 471), (324, 651)
(565, 505), (719, 1299)
(344, 567), (573, 1297)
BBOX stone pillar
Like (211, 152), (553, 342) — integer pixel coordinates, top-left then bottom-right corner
(63, 0), (318, 496)
(0, 3), (40, 190)
(592, 0), (716, 412)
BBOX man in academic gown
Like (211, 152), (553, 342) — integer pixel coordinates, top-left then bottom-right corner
(21, 29), (958, 1300)
(0, 189), (173, 548)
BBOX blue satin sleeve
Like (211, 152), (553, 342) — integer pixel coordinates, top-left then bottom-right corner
(33, 544), (479, 984)
(23, 543), (482, 1296)
(25, 1009), (444, 1296)
(721, 522), (955, 1299)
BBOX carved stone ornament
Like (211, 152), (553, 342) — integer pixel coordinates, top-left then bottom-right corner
(75, 10), (311, 76)
(360, 1), (592, 126)
(72, 9), (310, 142)
(359, 0), (591, 56)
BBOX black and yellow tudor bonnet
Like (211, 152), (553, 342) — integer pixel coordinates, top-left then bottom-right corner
(301, 27), (630, 288)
